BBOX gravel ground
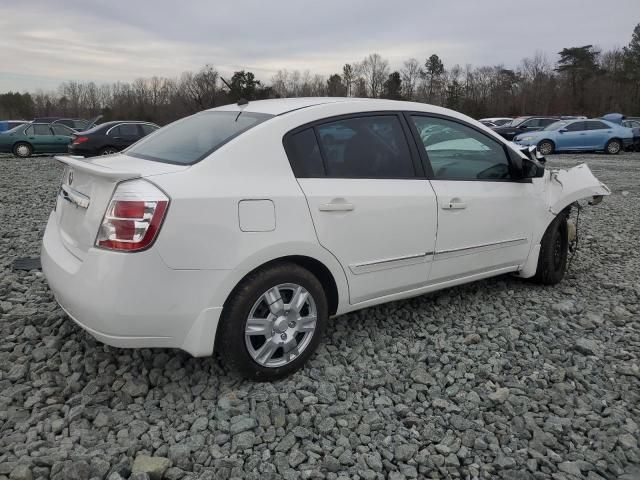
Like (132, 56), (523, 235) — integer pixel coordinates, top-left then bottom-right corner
(0, 152), (639, 480)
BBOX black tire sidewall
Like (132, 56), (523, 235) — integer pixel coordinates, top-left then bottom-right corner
(533, 213), (569, 285)
(99, 147), (117, 155)
(217, 262), (328, 380)
(13, 142), (32, 158)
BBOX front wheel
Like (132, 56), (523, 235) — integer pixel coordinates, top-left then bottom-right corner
(13, 142), (33, 158)
(217, 262), (328, 380)
(605, 139), (621, 155)
(532, 212), (569, 285)
(537, 140), (555, 156)
(99, 147), (119, 156)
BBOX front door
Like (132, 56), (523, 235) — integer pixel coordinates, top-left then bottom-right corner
(284, 114), (438, 304)
(556, 121), (587, 150)
(407, 114), (541, 283)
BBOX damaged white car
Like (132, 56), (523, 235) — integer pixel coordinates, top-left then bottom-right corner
(41, 98), (610, 379)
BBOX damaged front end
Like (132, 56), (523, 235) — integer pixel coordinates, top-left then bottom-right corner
(545, 163), (610, 215)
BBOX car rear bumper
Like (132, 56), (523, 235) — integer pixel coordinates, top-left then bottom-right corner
(67, 145), (97, 157)
(41, 212), (226, 356)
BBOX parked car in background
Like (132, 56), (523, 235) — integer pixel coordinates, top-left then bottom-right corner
(0, 123), (74, 157)
(479, 120), (497, 128)
(492, 116), (558, 140)
(33, 115), (102, 131)
(0, 120), (28, 132)
(68, 121), (160, 156)
(622, 119), (640, 151)
(43, 98), (610, 379)
(479, 117), (512, 126)
(513, 119), (633, 155)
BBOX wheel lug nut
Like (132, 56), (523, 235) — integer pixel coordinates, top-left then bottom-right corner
(288, 321), (296, 328)
(280, 333), (287, 340)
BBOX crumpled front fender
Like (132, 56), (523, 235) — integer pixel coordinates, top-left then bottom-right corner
(546, 164), (610, 214)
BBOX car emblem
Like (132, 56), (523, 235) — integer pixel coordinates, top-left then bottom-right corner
(68, 170), (74, 185)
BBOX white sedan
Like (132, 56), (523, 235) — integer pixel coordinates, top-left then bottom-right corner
(42, 98), (609, 380)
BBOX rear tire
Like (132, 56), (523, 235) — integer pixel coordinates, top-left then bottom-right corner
(217, 262), (328, 380)
(532, 212), (569, 285)
(13, 142), (32, 158)
(605, 139), (621, 155)
(98, 147), (118, 156)
(537, 140), (555, 156)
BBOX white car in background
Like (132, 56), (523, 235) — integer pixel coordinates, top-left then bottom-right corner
(479, 117), (513, 126)
(42, 98), (609, 380)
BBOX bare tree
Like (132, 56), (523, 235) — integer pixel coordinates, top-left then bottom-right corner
(359, 53), (389, 98)
(401, 58), (422, 100)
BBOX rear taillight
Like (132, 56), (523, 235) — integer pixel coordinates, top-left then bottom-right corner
(72, 136), (89, 145)
(95, 179), (169, 252)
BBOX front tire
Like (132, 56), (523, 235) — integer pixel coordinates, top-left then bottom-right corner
(13, 142), (32, 158)
(217, 262), (328, 380)
(605, 139), (621, 155)
(532, 212), (569, 285)
(537, 140), (555, 156)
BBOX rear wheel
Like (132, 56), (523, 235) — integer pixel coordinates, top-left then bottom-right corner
(537, 140), (555, 156)
(217, 262), (328, 380)
(532, 212), (569, 285)
(605, 139), (621, 155)
(13, 142), (32, 158)
(99, 147), (118, 156)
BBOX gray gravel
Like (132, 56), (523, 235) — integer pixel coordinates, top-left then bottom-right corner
(1, 152), (639, 480)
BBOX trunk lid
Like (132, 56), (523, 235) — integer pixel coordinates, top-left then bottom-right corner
(53, 154), (187, 260)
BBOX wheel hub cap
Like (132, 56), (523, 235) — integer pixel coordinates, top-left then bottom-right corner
(244, 283), (317, 368)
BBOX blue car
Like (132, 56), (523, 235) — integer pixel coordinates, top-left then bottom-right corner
(0, 120), (27, 133)
(513, 119), (633, 155)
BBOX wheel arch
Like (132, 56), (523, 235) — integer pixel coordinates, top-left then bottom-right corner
(13, 140), (33, 154)
(605, 137), (622, 152)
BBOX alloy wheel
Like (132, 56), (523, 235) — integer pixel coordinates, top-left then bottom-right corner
(244, 283), (317, 368)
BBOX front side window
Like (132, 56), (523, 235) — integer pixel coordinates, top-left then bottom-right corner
(128, 111), (272, 164)
(411, 116), (511, 181)
(315, 116), (414, 178)
(539, 118), (557, 127)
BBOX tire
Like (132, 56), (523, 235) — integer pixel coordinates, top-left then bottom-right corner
(217, 262), (328, 380)
(99, 147), (118, 156)
(537, 140), (555, 156)
(13, 142), (32, 158)
(605, 139), (621, 155)
(532, 211), (569, 285)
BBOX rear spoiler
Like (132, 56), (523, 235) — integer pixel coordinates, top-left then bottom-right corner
(55, 155), (140, 182)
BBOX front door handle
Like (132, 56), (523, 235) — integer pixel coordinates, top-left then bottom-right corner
(319, 199), (354, 212)
(442, 199), (467, 210)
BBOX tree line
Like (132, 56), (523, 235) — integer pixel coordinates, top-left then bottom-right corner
(1, 23), (639, 125)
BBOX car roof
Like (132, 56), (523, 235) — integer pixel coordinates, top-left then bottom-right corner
(211, 97), (377, 115)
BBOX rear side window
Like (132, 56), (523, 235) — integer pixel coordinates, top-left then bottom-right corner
(141, 124), (158, 135)
(411, 116), (511, 180)
(119, 124), (139, 136)
(51, 124), (73, 136)
(586, 121), (609, 130)
(565, 121), (586, 132)
(107, 126), (120, 136)
(127, 111), (272, 164)
(286, 128), (325, 177)
(33, 125), (51, 135)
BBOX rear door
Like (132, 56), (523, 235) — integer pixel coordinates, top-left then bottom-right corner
(50, 124), (74, 152)
(284, 113), (438, 304)
(585, 120), (613, 149)
(407, 114), (541, 282)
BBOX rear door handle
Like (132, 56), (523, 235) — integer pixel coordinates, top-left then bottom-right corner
(319, 200), (354, 212)
(442, 200), (467, 210)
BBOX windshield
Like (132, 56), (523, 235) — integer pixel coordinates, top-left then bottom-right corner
(543, 121), (569, 131)
(127, 111), (273, 164)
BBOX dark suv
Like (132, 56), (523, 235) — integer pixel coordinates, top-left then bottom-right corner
(492, 117), (558, 140)
(68, 121), (159, 157)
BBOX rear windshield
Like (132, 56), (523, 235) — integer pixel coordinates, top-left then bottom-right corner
(127, 111), (273, 164)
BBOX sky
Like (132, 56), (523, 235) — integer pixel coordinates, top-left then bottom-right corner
(0, 0), (638, 92)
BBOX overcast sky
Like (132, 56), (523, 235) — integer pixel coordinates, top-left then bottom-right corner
(1, 0), (638, 92)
